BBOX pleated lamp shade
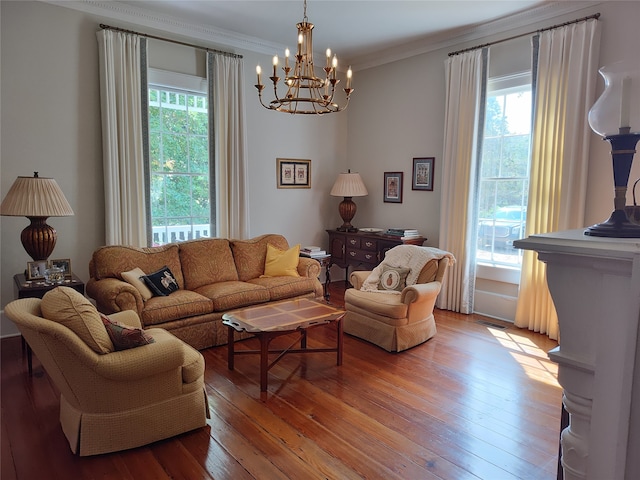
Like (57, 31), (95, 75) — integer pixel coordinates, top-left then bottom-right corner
(1, 174), (74, 261)
(330, 171), (368, 232)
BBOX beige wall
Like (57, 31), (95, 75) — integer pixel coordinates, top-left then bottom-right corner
(2, 1), (640, 336)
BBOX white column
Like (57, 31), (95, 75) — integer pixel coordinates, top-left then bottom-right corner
(515, 230), (640, 480)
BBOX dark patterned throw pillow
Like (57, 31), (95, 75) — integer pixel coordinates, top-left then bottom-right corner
(100, 314), (155, 351)
(141, 265), (179, 296)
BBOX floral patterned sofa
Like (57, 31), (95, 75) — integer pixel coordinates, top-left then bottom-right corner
(86, 234), (323, 350)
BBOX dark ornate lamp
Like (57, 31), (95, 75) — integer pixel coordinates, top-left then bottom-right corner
(330, 170), (368, 232)
(0, 173), (74, 261)
(585, 60), (640, 237)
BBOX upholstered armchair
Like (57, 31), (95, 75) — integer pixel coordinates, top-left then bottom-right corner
(343, 245), (453, 352)
(4, 287), (209, 456)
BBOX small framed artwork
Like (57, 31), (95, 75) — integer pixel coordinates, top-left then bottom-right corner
(49, 258), (72, 277)
(26, 261), (48, 281)
(412, 157), (435, 191)
(383, 172), (403, 203)
(277, 158), (311, 189)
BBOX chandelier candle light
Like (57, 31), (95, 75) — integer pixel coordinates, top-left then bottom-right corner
(255, 0), (353, 114)
(585, 60), (640, 237)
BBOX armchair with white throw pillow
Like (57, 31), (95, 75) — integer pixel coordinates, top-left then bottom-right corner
(343, 245), (454, 352)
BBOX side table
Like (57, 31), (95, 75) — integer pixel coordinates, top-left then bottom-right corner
(315, 254), (331, 301)
(13, 273), (85, 375)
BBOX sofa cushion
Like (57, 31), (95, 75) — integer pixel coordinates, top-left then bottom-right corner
(345, 288), (409, 320)
(248, 276), (318, 301)
(231, 234), (289, 281)
(101, 314), (155, 351)
(141, 265), (180, 296)
(194, 281), (270, 312)
(41, 286), (114, 354)
(121, 267), (153, 301)
(92, 244), (184, 289)
(140, 290), (214, 326)
(179, 238), (238, 290)
(263, 243), (300, 277)
(378, 265), (410, 292)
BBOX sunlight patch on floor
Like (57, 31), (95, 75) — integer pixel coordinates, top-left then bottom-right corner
(489, 328), (560, 387)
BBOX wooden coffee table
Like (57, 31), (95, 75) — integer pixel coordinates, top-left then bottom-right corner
(222, 298), (345, 392)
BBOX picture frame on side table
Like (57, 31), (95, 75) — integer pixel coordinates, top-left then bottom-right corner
(49, 258), (72, 277)
(384, 172), (403, 203)
(277, 158), (311, 188)
(26, 261), (47, 281)
(412, 157), (435, 191)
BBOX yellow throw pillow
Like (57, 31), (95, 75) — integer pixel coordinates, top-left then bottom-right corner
(263, 243), (301, 277)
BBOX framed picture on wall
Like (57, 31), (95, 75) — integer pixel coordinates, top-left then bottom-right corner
(412, 157), (434, 191)
(277, 158), (311, 188)
(383, 172), (403, 203)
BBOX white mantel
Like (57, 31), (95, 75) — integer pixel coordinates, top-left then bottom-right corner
(514, 229), (640, 480)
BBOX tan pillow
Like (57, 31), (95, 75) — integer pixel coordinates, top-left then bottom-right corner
(41, 286), (114, 354)
(378, 265), (410, 292)
(121, 267), (153, 301)
(262, 243), (301, 277)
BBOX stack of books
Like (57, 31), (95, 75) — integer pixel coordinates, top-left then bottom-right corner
(385, 228), (421, 240)
(300, 246), (328, 258)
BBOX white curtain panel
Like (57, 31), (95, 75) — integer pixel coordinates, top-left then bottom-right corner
(437, 49), (485, 313)
(96, 30), (147, 246)
(208, 53), (249, 239)
(515, 19), (601, 339)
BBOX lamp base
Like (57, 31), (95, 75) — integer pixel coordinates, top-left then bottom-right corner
(584, 209), (640, 238)
(336, 225), (358, 233)
(21, 216), (57, 261)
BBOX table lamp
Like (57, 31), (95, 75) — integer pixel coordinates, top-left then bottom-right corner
(585, 60), (640, 237)
(330, 170), (368, 232)
(0, 172), (74, 260)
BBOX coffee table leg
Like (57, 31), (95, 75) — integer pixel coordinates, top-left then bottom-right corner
(259, 335), (270, 392)
(227, 325), (235, 370)
(337, 317), (344, 366)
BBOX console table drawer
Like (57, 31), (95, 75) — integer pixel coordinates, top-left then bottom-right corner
(361, 238), (378, 251)
(347, 237), (361, 249)
(347, 249), (378, 264)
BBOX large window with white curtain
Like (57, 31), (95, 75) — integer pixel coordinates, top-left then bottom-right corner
(147, 69), (214, 246)
(476, 74), (532, 271)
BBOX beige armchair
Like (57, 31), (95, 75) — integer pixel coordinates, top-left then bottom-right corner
(5, 287), (209, 456)
(343, 247), (452, 352)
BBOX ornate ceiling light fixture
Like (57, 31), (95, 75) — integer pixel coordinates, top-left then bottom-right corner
(255, 0), (354, 115)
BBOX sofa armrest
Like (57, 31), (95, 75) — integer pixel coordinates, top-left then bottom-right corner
(92, 332), (188, 381)
(297, 256), (321, 278)
(86, 277), (143, 316)
(107, 310), (143, 329)
(349, 271), (371, 290)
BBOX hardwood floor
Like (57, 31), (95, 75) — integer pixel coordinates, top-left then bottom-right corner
(1, 282), (561, 480)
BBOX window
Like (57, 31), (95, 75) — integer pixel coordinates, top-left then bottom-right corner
(476, 80), (532, 269)
(147, 70), (213, 246)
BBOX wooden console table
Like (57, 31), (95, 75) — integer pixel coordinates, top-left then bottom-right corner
(326, 229), (426, 282)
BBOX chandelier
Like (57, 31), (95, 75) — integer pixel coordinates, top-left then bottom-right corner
(255, 0), (354, 115)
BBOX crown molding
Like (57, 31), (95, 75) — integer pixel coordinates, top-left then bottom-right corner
(352, 1), (602, 71)
(44, 0), (602, 72)
(43, 0), (282, 56)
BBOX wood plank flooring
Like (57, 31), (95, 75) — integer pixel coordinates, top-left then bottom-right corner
(1, 282), (561, 480)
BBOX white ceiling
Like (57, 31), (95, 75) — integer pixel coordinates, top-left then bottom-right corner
(55, 1), (597, 69)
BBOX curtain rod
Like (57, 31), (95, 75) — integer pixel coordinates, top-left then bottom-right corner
(448, 12), (600, 56)
(99, 23), (243, 59)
